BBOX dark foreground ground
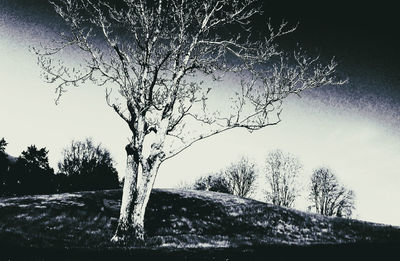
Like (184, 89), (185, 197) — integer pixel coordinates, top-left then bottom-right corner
(0, 189), (399, 260)
(1, 242), (398, 260)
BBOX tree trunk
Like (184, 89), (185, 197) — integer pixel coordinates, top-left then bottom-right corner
(111, 151), (161, 243)
(111, 153), (139, 242)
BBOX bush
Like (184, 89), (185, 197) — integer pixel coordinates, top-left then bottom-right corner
(57, 138), (120, 192)
(193, 173), (231, 194)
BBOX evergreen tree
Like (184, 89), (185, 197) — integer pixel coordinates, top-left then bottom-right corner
(10, 145), (55, 195)
(0, 138), (11, 196)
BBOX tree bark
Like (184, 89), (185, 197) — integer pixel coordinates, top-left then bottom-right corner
(111, 147), (161, 243)
(111, 152), (140, 242)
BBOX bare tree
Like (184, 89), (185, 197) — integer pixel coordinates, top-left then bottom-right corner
(309, 167), (355, 218)
(224, 157), (257, 198)
(33, 0), (344, 242)
(264, 149), (302, 208)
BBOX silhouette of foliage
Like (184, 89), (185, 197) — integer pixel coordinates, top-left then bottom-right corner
(0, 138), (9, 173)
(57, 138), (120, 192)
(193, 173), (231, 194)
(1, 138), (120, 196)
(0, 138), (11, 196)
(9, 145), (55, 195)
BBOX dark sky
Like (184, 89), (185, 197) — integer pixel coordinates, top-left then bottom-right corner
(1, 0), (399, 123)
(261, 1), (400, 130)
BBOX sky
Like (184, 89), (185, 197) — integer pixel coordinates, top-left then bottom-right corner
(0, 0), (399, 226)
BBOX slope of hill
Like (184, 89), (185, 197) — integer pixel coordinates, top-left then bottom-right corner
(0, 189), (399, 260)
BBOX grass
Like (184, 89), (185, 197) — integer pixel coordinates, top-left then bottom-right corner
(0, 189), (399, 260)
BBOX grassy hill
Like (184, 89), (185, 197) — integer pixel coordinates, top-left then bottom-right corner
(0, 189), (399, 260)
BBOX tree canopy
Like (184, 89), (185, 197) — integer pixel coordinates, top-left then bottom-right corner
(34, 0), (343, 163)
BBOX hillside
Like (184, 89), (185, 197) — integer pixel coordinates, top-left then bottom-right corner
(0, 189), (399, 260)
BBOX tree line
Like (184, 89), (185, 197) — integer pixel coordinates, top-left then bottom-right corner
(1, 135), (354, 218)
(188, 150), (355, 218)
(0, 137), (120, 196)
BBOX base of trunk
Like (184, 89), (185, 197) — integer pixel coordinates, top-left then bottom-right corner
(111, 219), (145, 245)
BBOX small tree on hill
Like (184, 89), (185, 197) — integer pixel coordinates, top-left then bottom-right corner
(58, 138), (120, 192)
(224, 157), (257, 198)
(309, 167), (355, 218)
(264, 149), (302, 208)
(34, 0), (344, 242)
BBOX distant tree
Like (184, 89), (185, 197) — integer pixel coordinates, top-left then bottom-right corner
(193, 173), (231, 194)
(224, 157), (257, 198)
(0, 138), (7, 154)
(58, 138), (120, 192)
(175, 180), (193, 190)
(264, 150), (302, 207)
(0, 138), (9, 172)
(309, 167), (355, 218)
(20, 145), (53, 171)
(10, 145), (55, 195)
(0, 138), (11, 196)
